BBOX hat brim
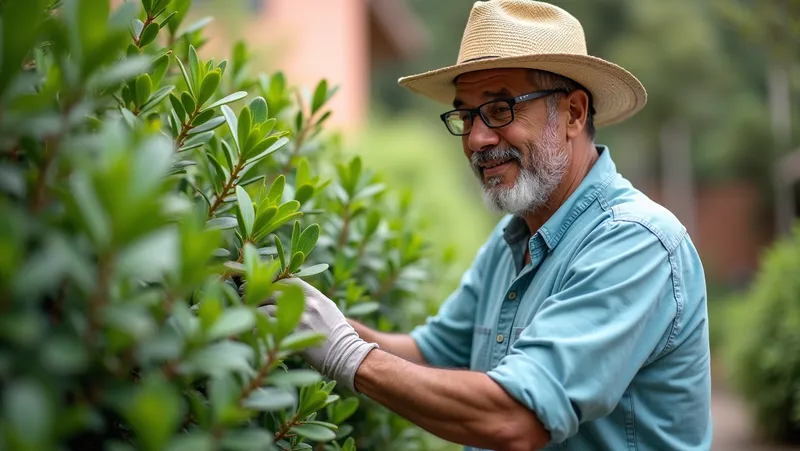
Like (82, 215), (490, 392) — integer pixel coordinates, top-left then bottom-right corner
(398, 53), (647, 128)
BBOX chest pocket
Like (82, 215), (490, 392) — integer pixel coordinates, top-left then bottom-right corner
(470, 325), (493, 372)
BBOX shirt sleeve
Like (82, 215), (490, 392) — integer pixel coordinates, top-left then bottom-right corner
(486, 219), (680, 444)
(409, 223), (502, 369)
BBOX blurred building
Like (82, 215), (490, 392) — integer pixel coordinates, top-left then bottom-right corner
(223, 0), (427, 133)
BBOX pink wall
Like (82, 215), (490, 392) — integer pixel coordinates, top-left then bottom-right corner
(246, 0), (370, 134)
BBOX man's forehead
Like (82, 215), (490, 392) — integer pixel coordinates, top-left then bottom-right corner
(452, 68), (532, 107)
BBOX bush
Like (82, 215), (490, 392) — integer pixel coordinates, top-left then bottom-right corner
(0, 1), (446, 450)
(725, 223), (800, 444)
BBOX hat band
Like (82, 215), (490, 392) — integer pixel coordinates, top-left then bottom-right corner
(460, 55), (500, 63)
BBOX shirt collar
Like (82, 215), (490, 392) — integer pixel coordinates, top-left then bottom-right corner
(503, 145), (617, 251)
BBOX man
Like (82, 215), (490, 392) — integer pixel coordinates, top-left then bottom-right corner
(273, 1), (713, 450)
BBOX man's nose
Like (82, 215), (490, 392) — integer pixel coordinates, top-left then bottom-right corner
(467, 117), (500, 153)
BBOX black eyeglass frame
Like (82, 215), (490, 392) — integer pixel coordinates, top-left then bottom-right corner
(439, 88), (569, 136)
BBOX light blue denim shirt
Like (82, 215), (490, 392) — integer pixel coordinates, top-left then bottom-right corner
(410, 146), (712, 451)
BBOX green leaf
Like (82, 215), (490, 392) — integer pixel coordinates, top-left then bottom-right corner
(353, 184), (386, 201)
(89, 55), (151, 90)
(219, 429), (274, 451)
(296, 158), (311, 187)
(237, 106), (252, 155)
(188, 116), (225, 135)
(140, 85), (174, 114)
(166, 0), (189, 34)
(159, 11), (178, 29)
(174, 54), (194, 97)
(294, 185), (315, 205)
(188, 44), (201, 93)
(121, 376), (183, 451)
(221, 140), (237, 171)
(69, 173), (110, 248)
(331, 397), (359, 424)
(192, 108), (215, 126)
(206, 216), (238, 230)
(207, 307), (255, 341)
(267, 175), (285, 205)
(182, 130), (214, 149)
(274, 235), (286, 271)
(346, 302), (379, 317)
(142, 0), (154, 14)
(166, 433), (214, 451)
(294, 264), (329, 278)
(249, 96), (268, 123)
(197, 69), (221, 107)
(279, 331), (326, 352)
(203, 91), (248, 111)
(312, 79), (328, 114)
(2, 379), (51, 447)
(236, 186), (255, 238)
(290, 424), (336, 442)
(182, 341), (254, 377)
(342, 437), (356, 451)
(205, 153), (229, 193)
(275, 282), (304, 337)
(241, 388), (295, 412)
(135, 74), (152, 108)
(244, 135), (276, 161)
(246, 137), (289, 166)
(181, 91), (196, 116)
(0, 0), (48, 98)
(151, 54), (170, 85)
(221, 105), (240, 152)
(139, 21), (159, 47)
(297, 224), (320, 257)
(267, 369), (322, 387)
(289, 252), (305, 276)
(291, 220), (301, 255)
(169, 92), (186, 122)
(178, 16), (213, 38)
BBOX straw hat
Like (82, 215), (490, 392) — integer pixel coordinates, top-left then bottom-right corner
(398, 0), (647, 127)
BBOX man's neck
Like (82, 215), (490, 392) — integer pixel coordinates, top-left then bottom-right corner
(521, 142), (599, 236)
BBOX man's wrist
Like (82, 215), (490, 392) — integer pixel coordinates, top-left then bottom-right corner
(320, 323), (379, 393)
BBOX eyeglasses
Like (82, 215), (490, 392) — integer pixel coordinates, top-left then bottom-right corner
(440, 89), (567, 136)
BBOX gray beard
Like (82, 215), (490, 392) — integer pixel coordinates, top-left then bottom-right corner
(470, 122), (568, 216)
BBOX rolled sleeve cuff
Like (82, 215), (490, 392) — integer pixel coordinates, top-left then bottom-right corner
(487, 355), (578, 444)
(409, 326), (454, 368)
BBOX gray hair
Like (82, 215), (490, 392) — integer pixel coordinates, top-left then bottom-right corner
(528, 69), (596, 139)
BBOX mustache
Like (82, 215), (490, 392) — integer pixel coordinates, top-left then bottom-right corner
(470, 147), (523, 168)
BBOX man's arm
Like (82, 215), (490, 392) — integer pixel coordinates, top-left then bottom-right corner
(347, 318), (426, 364)
(354, 349), (549, 451)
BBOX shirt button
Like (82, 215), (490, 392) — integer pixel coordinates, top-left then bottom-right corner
(508, 292), (517, 300)
(496, 334), (504, 343)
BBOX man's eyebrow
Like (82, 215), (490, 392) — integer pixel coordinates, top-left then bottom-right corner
(452, 89), (513, 109)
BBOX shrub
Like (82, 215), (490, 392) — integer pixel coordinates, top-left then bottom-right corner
(0, 0), (445, 450)
(725, 223), (800, 444)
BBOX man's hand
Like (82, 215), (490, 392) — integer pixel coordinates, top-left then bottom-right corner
(261, 278), (378, 393)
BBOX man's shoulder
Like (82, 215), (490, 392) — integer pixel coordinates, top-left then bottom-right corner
(599, 176), (689, 254)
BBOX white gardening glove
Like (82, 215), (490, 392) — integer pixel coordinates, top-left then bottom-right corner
(260, 277), (378, 393)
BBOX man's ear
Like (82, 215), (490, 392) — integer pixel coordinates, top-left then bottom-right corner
(565, 90), (589, 139)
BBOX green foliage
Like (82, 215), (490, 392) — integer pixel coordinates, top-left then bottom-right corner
(0, 1), (444, 450)
(725, 223), (800, 443)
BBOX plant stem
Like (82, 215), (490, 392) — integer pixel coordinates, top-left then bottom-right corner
(374, 270), (399, 301)
(238, 347), (277, 402)
(86, 252), (114, 345)
(274, 413), (300, 442)
(336, 205), (351, 248)
(30, 137), (56, 213)
(207, 156), (245, 218)
(175, 107), (200, 150)
(134, 14), (156, 48)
